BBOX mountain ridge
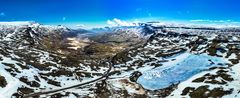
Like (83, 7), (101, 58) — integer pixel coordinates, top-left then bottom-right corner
(0, 21), (239, 98)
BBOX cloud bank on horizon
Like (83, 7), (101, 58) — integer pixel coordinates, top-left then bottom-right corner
(104, 18), (240, 29)
(107, 18), (140, 27)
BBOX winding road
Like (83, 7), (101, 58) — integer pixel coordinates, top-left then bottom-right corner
(23, 62), (112, 98)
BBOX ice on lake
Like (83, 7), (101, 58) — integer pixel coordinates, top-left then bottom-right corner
(137, 53), (226, 90)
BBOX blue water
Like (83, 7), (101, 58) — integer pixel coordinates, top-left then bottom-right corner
(0, 0), (240, 26)
(137, 53), (226, 90)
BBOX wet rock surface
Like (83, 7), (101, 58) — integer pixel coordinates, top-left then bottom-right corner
(129, 71), (142, 82)
(0, 75), (7, 87)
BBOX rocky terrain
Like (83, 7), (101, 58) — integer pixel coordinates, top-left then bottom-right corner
(0, 22), (239, 98)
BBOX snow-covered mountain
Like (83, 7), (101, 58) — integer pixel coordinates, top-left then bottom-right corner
(90, 24), (154, 38)
(110, 24), (240, 98)
(0, 22), (239, 98)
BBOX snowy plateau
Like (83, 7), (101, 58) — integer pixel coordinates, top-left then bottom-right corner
(0, 22), (239, 98)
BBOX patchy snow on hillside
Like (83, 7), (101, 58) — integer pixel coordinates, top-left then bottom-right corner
(0, 55), (22, 98)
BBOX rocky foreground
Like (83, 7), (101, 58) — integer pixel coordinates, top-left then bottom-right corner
(0, 22), (239, 98)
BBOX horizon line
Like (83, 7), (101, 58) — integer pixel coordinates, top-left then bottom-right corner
(0, 18), (240, 29)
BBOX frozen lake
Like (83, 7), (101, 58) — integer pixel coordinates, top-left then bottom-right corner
(137, 53), (226, 90)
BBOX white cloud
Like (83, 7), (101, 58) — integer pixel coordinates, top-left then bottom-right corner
(107, 20), (117, 26)
(0, 12), (5, 17)
(107, 18), (139, 27)
(190, 19), (233, 23)
(76, 24), (86, 28)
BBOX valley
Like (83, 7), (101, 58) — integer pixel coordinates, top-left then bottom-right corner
(0, 22), (239, 98)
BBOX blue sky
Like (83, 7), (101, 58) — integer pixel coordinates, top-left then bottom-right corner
(0, 0), (240, 27)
